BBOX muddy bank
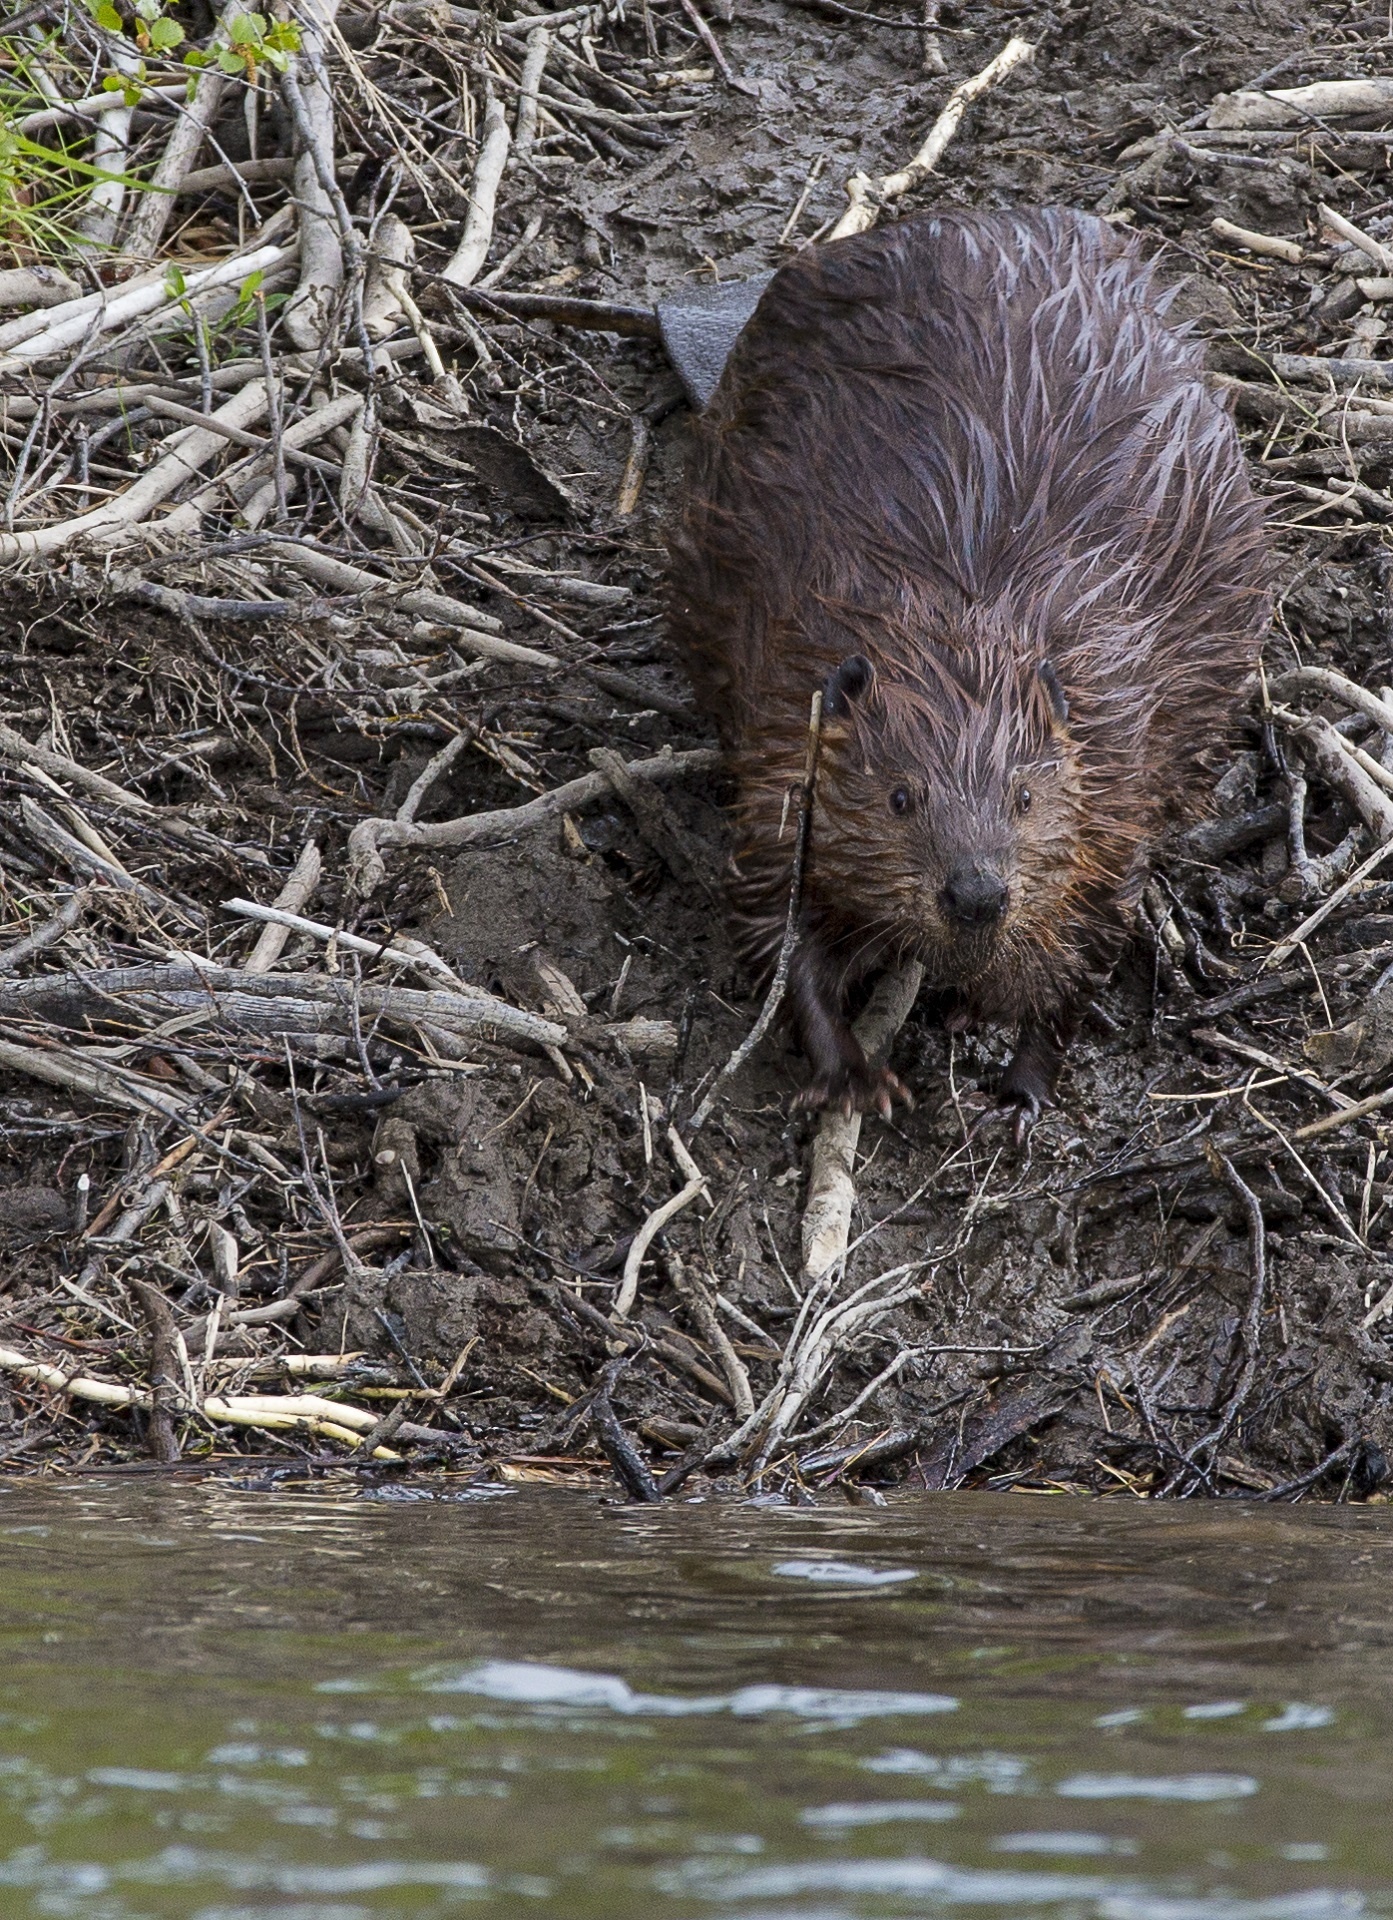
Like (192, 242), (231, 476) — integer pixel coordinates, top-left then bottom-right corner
(2, 0), (1393, 1498)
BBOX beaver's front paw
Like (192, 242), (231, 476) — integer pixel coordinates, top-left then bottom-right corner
(795, 1062), (914, 1121)
(997, 1050), (1058, 1146)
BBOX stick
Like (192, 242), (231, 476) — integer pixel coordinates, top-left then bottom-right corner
(0, 961), (571, 1053)
(830, 35), (1035, 239)
(1274, 710), (1393, 838)
(361, 214), (415, 339)
(0, 380), (270, 560)
(1210, 217), (1303, 263)
(348, 746), (719, 894)
(613, 1176), (708, 1318)
(128, 1278), (183, 1463)
(667, 1251), (754, 1417)
(0, 266), (81, 309)
(123, 37), (231, 261)
(243, 842), (323, 973)
(0, 243), (290, 370)
(801, 965), (925, 1281)
(0, 888), (88, 973)
(260, 542), (518, 645)
(590, 1355), (661, 1499)
(224, 898), (464, 985)
(396, 730), (472, 824)
(514, 27), (552, 157)
(156, 389), (364, 538)
(1268, 666), (1393, 736)
(281, 0), (347, 350)
(677, 0), (759, 96)
(443, 82), (511, 286)
(76, 29), (140, 253)
(0, 1345), (410, 1458)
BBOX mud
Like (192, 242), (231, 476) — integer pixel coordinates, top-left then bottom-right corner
(3, 0), (1393, 1497)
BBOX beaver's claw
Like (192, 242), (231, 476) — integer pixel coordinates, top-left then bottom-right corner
(796, 1063), (914, 1121)
(997, 1047), (1057, 1146)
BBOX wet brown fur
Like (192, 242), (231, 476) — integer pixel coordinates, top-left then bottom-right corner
(668, 208), (1271, 1116)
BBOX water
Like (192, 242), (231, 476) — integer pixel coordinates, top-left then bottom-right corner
(0, 1482), (1391, 1919)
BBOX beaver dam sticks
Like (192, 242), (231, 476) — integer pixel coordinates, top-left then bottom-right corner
(672, 209), (1271, 1131)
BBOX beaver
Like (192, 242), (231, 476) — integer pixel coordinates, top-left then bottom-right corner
(668, 207), (1271, 1128)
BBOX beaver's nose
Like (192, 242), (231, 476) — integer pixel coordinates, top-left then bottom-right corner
(941, 864), (1008, 928)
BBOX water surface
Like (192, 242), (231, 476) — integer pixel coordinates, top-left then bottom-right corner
(0, 1480), (1390, 1917)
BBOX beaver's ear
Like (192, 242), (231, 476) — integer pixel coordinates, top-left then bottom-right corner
(1038, 659), (1069, 725)
(823, 653), (874, 718)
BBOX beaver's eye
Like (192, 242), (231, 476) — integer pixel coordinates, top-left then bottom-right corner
(889, 786), (911, 816)
(1018, 786), (1033, 814)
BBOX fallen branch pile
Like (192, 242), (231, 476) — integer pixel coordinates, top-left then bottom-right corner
(4, 0), (1393, 1500)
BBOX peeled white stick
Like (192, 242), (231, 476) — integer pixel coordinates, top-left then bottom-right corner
(614, 1176), (708, 1319)
(19, 80), (187, 136)
(443, 82), (511, 286)
(282, 0), (345, 350)
(123, 42), (230, 261)
(830, 35), (1034, 240)
(77, 31), (141, 252)
(1211, 217), (1303, 264)
(0, 243), (289, 369)
(514, 26), (551, 157)
(0, 1346), (402, 1458)
(157, 385), (362, 537)
(224, 896), (465, 985)
(0, 379), (269, 561)
(1209, 78), (1393, 130)
(800, 965), (924, 1281)
(1319, 202), (1393, 274)
(360, 213), (415, 338)
(243, 841), (322, 973)
(0, 265), (81, 310)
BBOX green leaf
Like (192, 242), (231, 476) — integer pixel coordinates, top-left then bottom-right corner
(148, 16), (183, 48)
(92, 1), (123, 31)
(163, 262), (187, 297)
(215, 46), (245, 72)
(228, 12), (262, 42)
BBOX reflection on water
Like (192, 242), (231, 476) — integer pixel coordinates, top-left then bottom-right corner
(0, 1482), (1389, 1918)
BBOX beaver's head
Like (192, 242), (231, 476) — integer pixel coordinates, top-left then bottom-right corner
(810, 642), (1091, 987)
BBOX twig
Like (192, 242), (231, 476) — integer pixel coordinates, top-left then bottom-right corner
(830, 35), (1035, 239)
(677, 0), (759, 95)
(1262, 835), (1393, 969)
(613, 1175), (707, 1318)
(514, 27), (552, 158)
(223, 898), (465, 986)
(443, 81), (512, 287)
(281, 0), (348, 350)
(244, 842), (322, 973)
(0, 244), (290, 372)
(0, 380), (271, 560)
(122, 23), (231, 261)
(1259, 1438), (1361, 1500)
(0, 888), (88, 973)
(396, 729), (473, 824)
(667, 1250), (754, 1417)
(127, 1278), (183, 1463)
(347, 746), (720, 896)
